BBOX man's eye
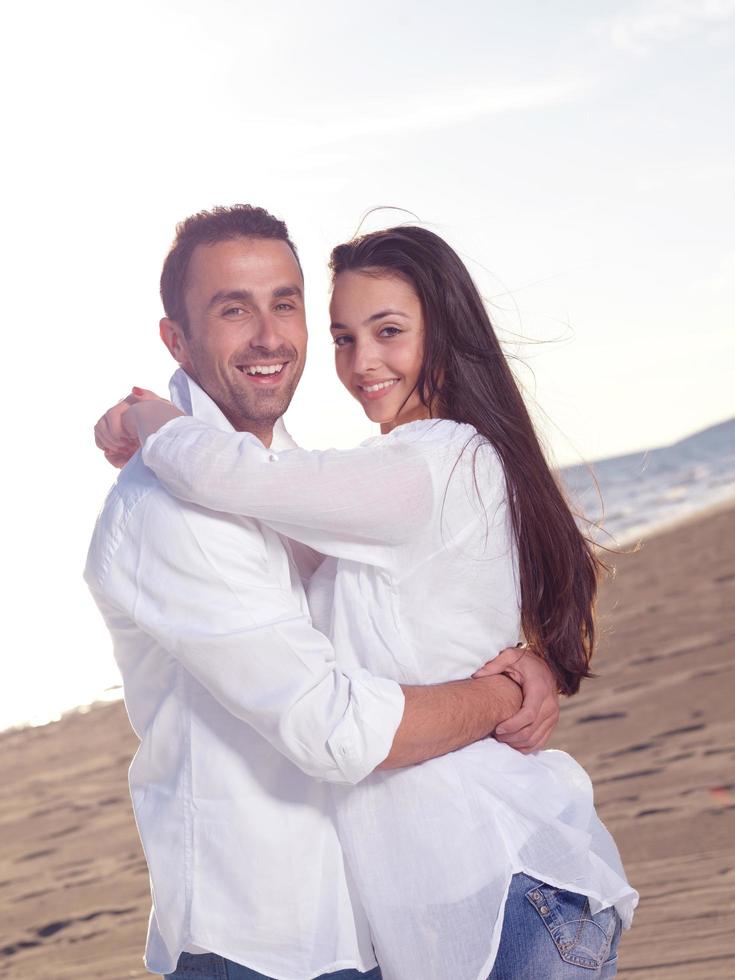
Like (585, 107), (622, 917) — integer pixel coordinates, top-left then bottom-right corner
(275, 303), (295, 311)
(223, 306), (246, 317)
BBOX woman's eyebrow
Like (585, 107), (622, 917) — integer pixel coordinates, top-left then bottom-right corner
(330, 309), (410, 331)
(365, 309), (409, 324)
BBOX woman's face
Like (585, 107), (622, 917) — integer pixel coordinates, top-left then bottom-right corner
(329, 270), (428, 432)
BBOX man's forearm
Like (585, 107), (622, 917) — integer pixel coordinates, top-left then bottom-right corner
(376, 674), (522, 770)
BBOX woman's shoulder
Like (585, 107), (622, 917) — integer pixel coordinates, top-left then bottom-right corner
(382, 419), (501, 465)
(374, 419), (506, 493)
(374, 418), (480, 450)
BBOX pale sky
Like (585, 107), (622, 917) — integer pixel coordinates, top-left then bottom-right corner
(2, 0), (733, 729)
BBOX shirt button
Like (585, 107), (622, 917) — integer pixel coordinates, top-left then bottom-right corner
(268, 453), (277, 462)
(539, 906), (549, 915)
(531, 891), (542, 902)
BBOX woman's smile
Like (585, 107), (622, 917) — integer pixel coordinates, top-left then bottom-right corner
(358, 377), (400, 398)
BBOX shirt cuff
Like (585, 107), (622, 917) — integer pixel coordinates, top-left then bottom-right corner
(326, 670), (405, 784)
(141, 414), (192, 463)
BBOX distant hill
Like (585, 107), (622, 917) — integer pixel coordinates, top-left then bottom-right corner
(563, 416), (735, 476)
(672, 416), (735, 454)
(559, 417), (735, 542)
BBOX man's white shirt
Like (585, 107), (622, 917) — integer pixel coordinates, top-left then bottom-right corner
(84, 370), (404, 978)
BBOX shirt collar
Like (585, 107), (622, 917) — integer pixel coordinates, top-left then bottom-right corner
(168, 369), (298, 450)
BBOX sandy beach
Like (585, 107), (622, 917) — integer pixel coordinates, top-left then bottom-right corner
(1, 502), (733, 979)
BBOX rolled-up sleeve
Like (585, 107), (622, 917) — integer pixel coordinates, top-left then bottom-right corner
(88, 485), (404, 784)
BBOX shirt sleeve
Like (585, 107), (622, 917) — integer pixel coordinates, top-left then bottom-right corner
(141, 417), (437, 566)
(88, 486), (405, 784)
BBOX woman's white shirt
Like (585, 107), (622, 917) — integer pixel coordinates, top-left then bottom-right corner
(143, 414), (638, 980)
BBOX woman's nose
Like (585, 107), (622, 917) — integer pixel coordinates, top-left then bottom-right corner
(353, 340), (382, 376)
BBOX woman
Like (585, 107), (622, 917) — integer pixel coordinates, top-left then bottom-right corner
(96, 226), (637, 979)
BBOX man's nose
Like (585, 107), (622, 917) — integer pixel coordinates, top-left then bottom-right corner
(248, 312), (281, 352)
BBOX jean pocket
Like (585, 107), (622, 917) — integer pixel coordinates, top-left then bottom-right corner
(525, 882), (618, 970)
(166, 951), (229, 979)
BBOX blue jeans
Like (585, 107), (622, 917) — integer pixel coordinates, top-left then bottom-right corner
(165, 954), (380, 980)
(166, 874), (621, 980)
(488, 873), (622, 979)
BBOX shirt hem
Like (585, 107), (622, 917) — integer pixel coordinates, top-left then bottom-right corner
(145, 940), (378, 980)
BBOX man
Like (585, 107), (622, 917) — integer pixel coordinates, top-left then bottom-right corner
(86, 205), (558, 979)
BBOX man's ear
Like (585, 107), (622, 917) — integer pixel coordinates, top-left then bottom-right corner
(160, 317), (192, 370)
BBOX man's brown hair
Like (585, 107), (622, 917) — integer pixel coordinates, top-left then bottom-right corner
(160, 204), (301, 333)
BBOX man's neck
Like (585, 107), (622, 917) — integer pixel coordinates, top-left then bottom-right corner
(220, 408), (275, 447)
(232, 420), (275, 448)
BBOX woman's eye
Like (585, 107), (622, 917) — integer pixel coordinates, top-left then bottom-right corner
(333, 335), (353, 347)
(380, 325), (402, 338)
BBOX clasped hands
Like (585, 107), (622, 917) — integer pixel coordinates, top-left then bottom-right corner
(474, 646), (559, 753)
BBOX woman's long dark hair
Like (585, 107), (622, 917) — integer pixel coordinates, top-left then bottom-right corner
(330, 226), (600, 695)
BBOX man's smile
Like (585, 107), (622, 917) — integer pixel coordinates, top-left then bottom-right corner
(235, 361), (290, 385)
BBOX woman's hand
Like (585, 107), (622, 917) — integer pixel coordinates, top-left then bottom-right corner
(473, 646), (560, 753)
(94, 387), (184, 468)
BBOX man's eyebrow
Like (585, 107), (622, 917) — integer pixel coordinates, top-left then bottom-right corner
(207, 289), (254, 310)
(273, 284), (303, 299)
(206, 285), (303, 309)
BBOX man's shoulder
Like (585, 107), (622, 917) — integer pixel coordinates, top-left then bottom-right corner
(90, 452), (168, 538)
(84, 453), (272, 592)
(84, 454), (166, 590)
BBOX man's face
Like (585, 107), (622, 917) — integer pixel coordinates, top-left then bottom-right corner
(162, 237), (307, 434)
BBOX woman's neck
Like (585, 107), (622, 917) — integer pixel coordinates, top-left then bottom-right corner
(380, 403), (433, 435)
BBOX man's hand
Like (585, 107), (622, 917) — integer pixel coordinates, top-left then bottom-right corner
(472, 646), (559, 754)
